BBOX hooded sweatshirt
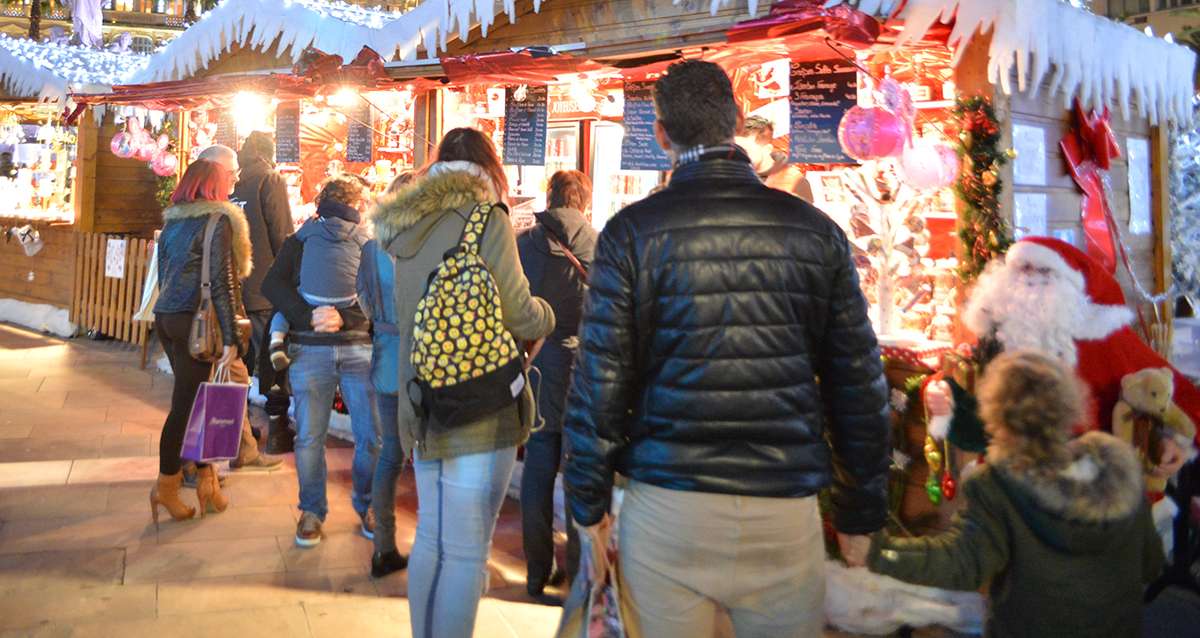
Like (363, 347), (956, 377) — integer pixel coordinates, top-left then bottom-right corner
(261, 198), (370, 345)
(868, 432), (1163, 638)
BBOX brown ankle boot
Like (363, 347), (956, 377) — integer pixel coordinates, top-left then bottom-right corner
(150, 472), (196, 523)
(196, 465), (229, 516)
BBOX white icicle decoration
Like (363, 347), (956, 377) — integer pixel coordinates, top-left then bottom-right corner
(894, 0), (1196, 126)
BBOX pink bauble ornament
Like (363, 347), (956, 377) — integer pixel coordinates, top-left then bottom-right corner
(157, 134), (170, 150)
(134, 130), (156, 162)
(838, 106), (906, 160)
(110, 131), (134, 158)
(900, 139), (959, 190)
(152, 152), (178, 177)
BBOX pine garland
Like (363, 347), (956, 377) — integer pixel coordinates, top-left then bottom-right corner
(954, 96), (1012, 282)
(153, 115), (179, 210)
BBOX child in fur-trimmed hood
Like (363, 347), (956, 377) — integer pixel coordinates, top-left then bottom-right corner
(868, 350), (1164, 638)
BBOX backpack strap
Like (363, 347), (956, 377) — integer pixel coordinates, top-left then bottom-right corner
(458, 203), (494, 254)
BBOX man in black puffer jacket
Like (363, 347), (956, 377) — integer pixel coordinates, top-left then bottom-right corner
(563, 61), (890, 638)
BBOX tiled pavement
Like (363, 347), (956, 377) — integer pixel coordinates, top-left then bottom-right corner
(0, 324), (560, 638)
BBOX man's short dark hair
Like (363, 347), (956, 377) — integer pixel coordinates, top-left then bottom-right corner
(654, 60), (739, 149)
(547, 170), (592, 212)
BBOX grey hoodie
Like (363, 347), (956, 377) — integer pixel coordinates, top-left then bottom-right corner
(294, 215), (369, 307)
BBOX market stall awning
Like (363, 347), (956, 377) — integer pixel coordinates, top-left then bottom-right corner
(133, 0), (546, 84)
(0, 34), (148, 103)
(891, 0), (1196, 125)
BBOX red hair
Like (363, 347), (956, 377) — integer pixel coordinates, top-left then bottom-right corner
(171, 160), (233, 204)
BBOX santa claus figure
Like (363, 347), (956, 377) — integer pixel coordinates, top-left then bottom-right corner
(928, 236), (1200, 480)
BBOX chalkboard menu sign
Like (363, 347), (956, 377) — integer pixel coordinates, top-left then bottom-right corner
(274, 101), (300, 163)
(620, 81), (671, 171)
(788, 59), (858, 164)
(214, 110), (237, 150)
(503, 85), (548, 166)
(345, 102), (374, 163)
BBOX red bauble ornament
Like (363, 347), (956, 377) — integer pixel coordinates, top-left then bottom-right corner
(941, 473), (957, 500)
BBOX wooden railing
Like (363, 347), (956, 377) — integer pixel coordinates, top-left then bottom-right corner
(71, 233), (154, 347)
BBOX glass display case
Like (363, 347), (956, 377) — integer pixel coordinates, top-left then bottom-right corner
(590, 121), (661, 231)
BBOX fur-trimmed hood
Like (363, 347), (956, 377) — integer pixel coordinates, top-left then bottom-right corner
(162, 200), (253, 279)
(369, 169), (493, 250)
(989, 432), (1147, 552)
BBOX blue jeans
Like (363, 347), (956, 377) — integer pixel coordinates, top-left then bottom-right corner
(289, 343), (380, 520)
(372, 393), (406, 554)
(409, 446), (518, 638)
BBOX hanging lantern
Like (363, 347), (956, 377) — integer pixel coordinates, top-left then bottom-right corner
(838, 106), (906, 160)
(899, 138), (959, 190)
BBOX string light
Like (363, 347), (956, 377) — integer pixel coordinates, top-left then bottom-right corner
(0, 33), (148, 95)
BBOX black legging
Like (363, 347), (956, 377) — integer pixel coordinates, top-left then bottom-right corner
(155, 312), (215, 475)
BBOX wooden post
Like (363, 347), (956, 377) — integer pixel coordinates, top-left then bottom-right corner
(414, 89), (440, 168)
(75, 107), (99, 233)
(177, 110), (191, 169)
(1151, 124), (1173, 348)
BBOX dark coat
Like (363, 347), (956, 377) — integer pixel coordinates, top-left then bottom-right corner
(869, 432), (1164, 638)
(231, 156), (292, 312)
(562, 151), (891, 531)
(518, 207), (598, 433)
(154, 200), (253, 346)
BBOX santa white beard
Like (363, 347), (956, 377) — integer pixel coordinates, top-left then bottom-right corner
(965, 261), (1087, 365)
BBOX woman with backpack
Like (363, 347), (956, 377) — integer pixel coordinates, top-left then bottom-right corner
(370, 128), (555, 638)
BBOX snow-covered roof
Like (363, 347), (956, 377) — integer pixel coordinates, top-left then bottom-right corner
(134, 0), (541, 83)
(893, 0), (1196, 126)
(0, 34), (149, 102)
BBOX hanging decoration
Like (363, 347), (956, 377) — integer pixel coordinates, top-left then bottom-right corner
(954, 96), (1012, 282)
(838, 107), (905, 161)
(151, 116), (180, 207)
(1060, 102), (1121, 273)
(900, 138), (959, 191)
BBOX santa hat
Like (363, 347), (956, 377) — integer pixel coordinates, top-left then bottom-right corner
(1005, 237), (1134, 339)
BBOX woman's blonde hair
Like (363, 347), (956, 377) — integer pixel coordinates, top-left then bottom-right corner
(978, 350), (1086, 470)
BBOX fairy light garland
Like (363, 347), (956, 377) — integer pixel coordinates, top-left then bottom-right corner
(0, 34), (148, 98)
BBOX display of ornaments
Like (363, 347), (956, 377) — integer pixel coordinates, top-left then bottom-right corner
(900, 138), (960, 190)
(838, 106), (906, 160)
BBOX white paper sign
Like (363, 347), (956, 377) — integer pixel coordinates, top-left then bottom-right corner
(1126, 137), (1152, 235)
(105, 238), (126, 279)
(1012, 124), (1047, 186)
(1014, 192), (1048, 238)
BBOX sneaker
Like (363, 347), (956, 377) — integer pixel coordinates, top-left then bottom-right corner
(229, 453), (284, 472)
(359, 509), (376, 540)
(370, 550), (408, 578)
(270, 342), (290, 372)
(295, 511), (323, 548)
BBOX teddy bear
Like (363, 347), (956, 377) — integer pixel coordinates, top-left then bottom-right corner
(1112, 367), (1198, 492)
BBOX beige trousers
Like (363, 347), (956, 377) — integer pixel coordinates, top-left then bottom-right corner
(617, 480), (825, 638)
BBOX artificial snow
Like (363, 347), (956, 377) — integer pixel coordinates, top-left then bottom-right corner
(135, 0), (546, 83)
(0, 298), (76, 338)
(893, 0), (1196, 126)
(0, 34), (147, 102)
(825, 561), (985, 635)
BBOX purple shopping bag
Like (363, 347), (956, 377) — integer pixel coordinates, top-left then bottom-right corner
(180, 363), (247, 463)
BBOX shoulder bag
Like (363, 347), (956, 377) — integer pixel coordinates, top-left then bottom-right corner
(189, 213), (250, 361)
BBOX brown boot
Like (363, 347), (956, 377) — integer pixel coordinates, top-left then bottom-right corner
(150, 472), (196, 523)
(196, 465), (229, 516)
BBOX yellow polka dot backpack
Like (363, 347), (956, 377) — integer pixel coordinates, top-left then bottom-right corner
(409, 202), (525, 431)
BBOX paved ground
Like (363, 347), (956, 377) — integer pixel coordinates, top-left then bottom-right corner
(0, 323), (561, 637)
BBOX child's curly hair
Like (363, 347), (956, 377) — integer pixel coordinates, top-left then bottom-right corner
(315, 173), (370, 208)
(978, 350), (1086, 470)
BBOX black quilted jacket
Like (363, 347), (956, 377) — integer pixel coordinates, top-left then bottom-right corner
(562, 151), (891, 533)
